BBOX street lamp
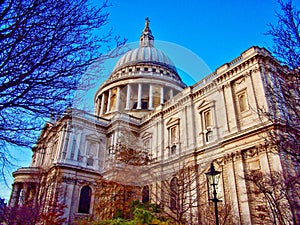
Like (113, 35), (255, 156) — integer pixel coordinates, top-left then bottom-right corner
(205, 162), (221, 225)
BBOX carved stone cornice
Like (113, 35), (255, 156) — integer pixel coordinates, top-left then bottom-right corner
(62, 176), (77, 185)
(243, 148), (259, 159)
(251, 66), (260, 74)
(216, 143), (268, 166)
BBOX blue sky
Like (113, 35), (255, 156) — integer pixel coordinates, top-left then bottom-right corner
(0, 0), (282, 200)
(109, 0), (280, 71)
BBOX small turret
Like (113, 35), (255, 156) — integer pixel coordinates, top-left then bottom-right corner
(140, 17), (154, 47)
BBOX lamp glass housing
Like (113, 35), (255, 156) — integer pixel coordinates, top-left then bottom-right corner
(205, 163), (221, 200)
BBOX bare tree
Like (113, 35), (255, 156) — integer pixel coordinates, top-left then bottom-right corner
(266, 0), (300, 69)
(197, 202), (236, 225)
(92, 178), (141, 221)
(77, 129), (154, 222)
(3, 169), (67, 224)
(166, 164), (199, 224)
(262, 68), (300, 168)
(0, 0), (126, 177)
(263, 0), (300, 166)
(152, 162), (235, 225)
(244, 170), (299, 225)
(250, 2), (300, 223)
(103, 127), (155, 186)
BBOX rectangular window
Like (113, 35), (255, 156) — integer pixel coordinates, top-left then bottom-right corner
(206, 131), (213, 142)
(169, 126), (178, 154)
(204, 110), (212, 129)
(201, 109), (213, 143)
(170, 126), (177, 144)
(167, 118), (180, 155)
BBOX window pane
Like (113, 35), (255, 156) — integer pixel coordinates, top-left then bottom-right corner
(171, 127), (176, 144)
(142, 186), (150, 203)
(170, 177), (179, 211)
(78, 186), (92, 214)
(204, 111), (212, 128)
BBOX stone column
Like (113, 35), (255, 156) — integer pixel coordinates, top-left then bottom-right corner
(160, 86), (164, 104)
(63, 180), (76, 224)
(83, 141), (89, 166)
(28, 183), (36, 202)
(170, 88), (174, 99)
(94, 142), (100, 170)
(116, 86), (121, 111)
(73, 129), (83, 161)
(61, 122), (71, 161)
(211, 103), (219, 140)
(149, 84), (153, 109)
(66, 131), (75, 161)
(225, 159), (240, 224)
(246, 73), (258, 115)
(100, 93), (105, 116)
(234, 155), (252, 224)
(95, 97), (100, 116)
(20, 182), (29, 205)
(224, 83), (238, 132)
(56, 126), (67, 162)
(113, 130), (118, 146)
(137, 83), (142, 109)
(9, 183), (22, 207)
(221, 85), (230, 133)
(125, 84), (131, 110)
(106, 89), (111, 113)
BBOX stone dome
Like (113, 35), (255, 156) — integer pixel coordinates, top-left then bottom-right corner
(112, 17), (177, 76)
(94, 18), (186, 119)
(113, 46), (176, 73)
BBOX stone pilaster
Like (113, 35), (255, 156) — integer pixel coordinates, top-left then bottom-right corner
(233, 153), (252, 224)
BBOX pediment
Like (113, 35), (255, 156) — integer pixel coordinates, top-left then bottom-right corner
(141, 132), (152, 139)
(197, 99), (215, 110)
(86, 133), (104, 142)
(166, 117), (180, 127)
(197, 100), (208, 110)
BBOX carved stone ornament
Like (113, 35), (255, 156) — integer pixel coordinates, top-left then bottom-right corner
(62, 176), (77, 184)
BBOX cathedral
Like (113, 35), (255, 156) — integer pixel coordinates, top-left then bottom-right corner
(9, 19), (291, 224)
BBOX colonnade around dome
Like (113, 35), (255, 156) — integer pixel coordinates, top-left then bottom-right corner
(95, 82), (181, 117)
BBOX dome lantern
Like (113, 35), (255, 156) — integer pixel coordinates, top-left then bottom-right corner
(140, 17), (154, 47)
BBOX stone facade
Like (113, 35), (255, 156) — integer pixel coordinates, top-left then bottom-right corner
(9, 20), (290, 224)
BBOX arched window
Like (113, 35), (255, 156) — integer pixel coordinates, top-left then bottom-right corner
(142, 186), (150, 203)
(170, 177), (179, 211)
(78, 186), (92, 214)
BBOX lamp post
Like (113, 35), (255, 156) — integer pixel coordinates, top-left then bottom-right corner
(205, 162), (221, 225)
